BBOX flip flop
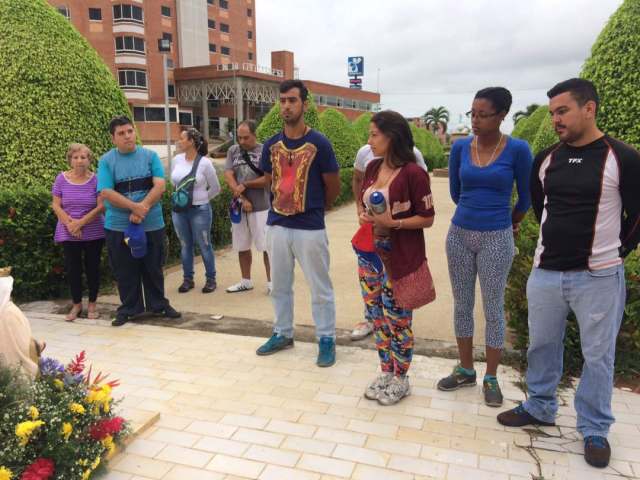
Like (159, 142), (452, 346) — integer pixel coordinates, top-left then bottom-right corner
(65, 305), (82, 322)
(87, 309), (100, 319)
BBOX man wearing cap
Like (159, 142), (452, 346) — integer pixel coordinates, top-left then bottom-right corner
(224, 120), (271, 294)
(98, 116), (181, 327)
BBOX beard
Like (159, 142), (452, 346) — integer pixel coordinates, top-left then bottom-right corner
(283, 110), (304, 126)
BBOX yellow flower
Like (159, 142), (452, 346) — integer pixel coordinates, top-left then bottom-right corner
(102, 435), (116, 458)
(0, 466), (13, 480)
(76, 459), (89, 467)
(69, 402), (86, 415)
(61, 422), (73, 441)
(81, 469), (91, 480)
(15, 420), (45, 447)
(86, 384), (112, 414)
(91, 456), (100, 470)
(53, 379), (64, 390)
(28, 406), (39, 420)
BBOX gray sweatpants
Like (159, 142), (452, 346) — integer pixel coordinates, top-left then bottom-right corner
(445, 224), (514, 348)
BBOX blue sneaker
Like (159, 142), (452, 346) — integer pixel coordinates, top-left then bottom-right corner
(256, 334), (294, 356)
(584, 436), (610, 468)
(317, 336), (336, 367)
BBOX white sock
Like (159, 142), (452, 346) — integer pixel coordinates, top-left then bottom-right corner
(241, 278), (253, 287)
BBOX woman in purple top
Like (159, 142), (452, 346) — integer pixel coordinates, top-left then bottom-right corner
(51, 144), (105, 321)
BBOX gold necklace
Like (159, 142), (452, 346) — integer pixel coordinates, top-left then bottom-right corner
(474, 133), (503, 167)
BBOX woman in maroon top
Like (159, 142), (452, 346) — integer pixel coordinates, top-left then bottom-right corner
(357, 111), (435, 406)
(51, 144), (105, 321)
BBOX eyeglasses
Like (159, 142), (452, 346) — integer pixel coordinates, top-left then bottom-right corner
(466, 110), (499, 120)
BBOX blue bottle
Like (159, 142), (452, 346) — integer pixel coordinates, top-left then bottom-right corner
(369, 191), (386, 214)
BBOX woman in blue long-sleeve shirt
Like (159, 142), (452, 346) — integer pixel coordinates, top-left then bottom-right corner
(437, 87), (533, 407)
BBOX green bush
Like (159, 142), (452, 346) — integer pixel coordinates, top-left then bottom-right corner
(318, 108), (359, 168)
(511, 105), (548, 145)
(351, 112), (373, 146)
(410, 124), (446, 170)
(256, 94), (320, 143)
(335, 168), (355, 206)
(581, 0), (640, 149)
(0, 0), (131, 188)
(0, 181), (234, 301)
(531, 115), (558, 155)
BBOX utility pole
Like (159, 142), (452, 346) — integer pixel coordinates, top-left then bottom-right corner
(158, 38), (172, 171)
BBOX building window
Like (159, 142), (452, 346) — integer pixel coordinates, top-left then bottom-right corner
(247, 30), (252, 39)
(133, 107), (145, 122)
(219, 0), (229, 9)
(208, 19), (216, 29)
(221, 46), (230, 56)
(248, 52), (253, 60)
(161, 5), (171, 17)
(57, 6), (70, 19)
(179, 112), (193, 126)
(207, 0), (213, 4)
(115, 36), (145, 54)
(88, 8), (102, 21)
(209, 43), (217, 53)
(166, 58), (174, 69)
(117, 69), (147, 89)
(247, 8), (252, 16)
(113, 5), (144, 24)
(167, 84), (175, 98)
(162, 32), (172, 43)
(220, 23), (229, 33)
(143, 107), (177, 122)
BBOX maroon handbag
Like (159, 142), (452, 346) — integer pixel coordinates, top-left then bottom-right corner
(393, 259), (436, 310)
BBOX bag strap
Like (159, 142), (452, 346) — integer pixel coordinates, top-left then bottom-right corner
(240, 149), (263, 177)
(177, 155), (202, 188)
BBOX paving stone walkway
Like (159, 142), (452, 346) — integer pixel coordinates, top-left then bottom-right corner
(27, 311), (640, 480)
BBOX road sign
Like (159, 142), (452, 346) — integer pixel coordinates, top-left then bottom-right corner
(349, 78), (362, 85)
(349, 84), (362, 90)
(348, 57), (364, 77)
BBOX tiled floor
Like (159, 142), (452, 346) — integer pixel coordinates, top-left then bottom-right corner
(28, 312), (640, 480)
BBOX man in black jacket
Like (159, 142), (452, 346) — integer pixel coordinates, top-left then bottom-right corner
(497, 78), (640, 469)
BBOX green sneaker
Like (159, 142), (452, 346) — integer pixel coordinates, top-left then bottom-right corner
(256, 334), (294, 356)
(483, 377), (503, 407)
(437, 365), (477, 391)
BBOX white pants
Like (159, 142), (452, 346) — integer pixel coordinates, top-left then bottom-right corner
(231, 209), (268, 252)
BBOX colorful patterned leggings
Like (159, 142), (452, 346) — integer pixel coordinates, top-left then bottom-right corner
(356, 241), (414, 376)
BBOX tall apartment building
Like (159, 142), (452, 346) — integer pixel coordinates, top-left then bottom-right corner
(48, 0), (256, 142)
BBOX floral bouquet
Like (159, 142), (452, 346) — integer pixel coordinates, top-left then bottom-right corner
(0, 352), (129, 480)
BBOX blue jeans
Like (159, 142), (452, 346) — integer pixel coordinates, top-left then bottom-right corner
(171, 203), (216, 281)
(266, 225), (336, 339)
(523, 265), (625, 438)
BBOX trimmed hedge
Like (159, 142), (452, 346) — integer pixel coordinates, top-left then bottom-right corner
(0, 0), (131, 188)
(410, 124), (446, 170)
(531, 115), (558, 155)
(581, 0), (640, 149)
(352, 112), (373, 146)
(511, 105), (548, 144)
(256, 94), (320, 143)
(318, 108), (359, 168)
(1, 169), (356, 302)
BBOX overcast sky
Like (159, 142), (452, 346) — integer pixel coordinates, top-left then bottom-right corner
(255, 0), (623, 132)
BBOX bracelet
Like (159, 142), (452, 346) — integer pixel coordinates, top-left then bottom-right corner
(395, 219), (403, 229)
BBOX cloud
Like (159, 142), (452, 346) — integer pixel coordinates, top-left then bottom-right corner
(256, 0), (623, 131)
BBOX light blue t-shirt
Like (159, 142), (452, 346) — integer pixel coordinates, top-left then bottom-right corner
(97, 146), (165, 232)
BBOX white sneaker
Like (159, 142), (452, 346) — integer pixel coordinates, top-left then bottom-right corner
(226, 280), (253, 293)
(266, 282), (272, 295)
(364, 372), (393, 400)
(350, 321), (374, 341)
(378, 376), (411, 406)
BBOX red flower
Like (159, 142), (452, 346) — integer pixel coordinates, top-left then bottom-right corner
(89, 417), (125, 440)
(21, 458), (55, 480)
(67, 351), (86, 376)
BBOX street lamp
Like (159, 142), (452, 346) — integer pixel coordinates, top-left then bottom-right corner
(158, 38), (172, 171)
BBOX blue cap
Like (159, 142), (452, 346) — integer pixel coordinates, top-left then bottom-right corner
(229, 198), (242, 224)
(124, 222), (147, 259)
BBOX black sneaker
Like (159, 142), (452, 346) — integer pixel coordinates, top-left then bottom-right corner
(497, 404), (555, 427)
(584, 436), (610, 468)
(437, 365), (477, 391)
(152, 305), (182, 319)
(483, 377), (504, 407)
(202, 278), (217, 294)
(111, 313), (130, 327)
(178, 278), (194, 293)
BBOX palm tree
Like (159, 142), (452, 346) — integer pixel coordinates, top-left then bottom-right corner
(423, 106), (450, 134)
(513, 103), (540, 125)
